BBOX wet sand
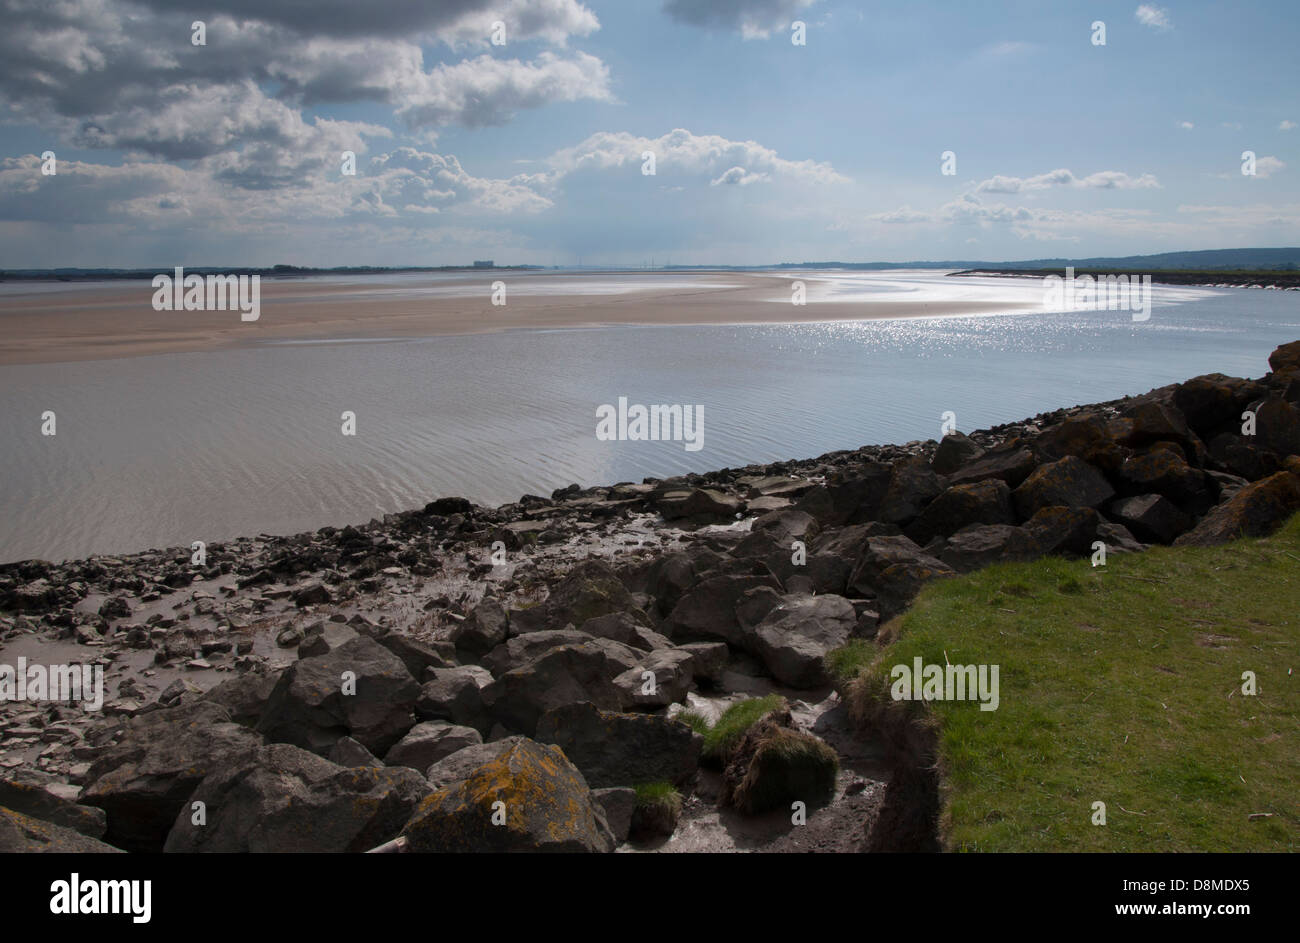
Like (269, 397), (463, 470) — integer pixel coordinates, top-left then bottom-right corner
(0, 271), (1034, 366)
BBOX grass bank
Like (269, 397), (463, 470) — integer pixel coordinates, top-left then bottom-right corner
(833, 514), (1300, 852)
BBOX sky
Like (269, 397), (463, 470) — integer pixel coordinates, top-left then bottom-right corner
(0, 0), (1297, 268)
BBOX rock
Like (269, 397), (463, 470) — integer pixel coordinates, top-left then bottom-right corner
(591, 787), (636, 843)
(906, 478), (1015, 545)
(1257, 399), (1300, 458)
(630, 788), (681, 838)
(545, 559), (640, 628)
(742, 594), (857, 688)
(658, 488), (743, 522)
(719, 710), (837, 815)
(939, 523), (1039, 573)
(158, 677), (201, 705)
(481, 630), (594, 676)
(1118, 447), (1209, 506)
(1096, 521), (1146, 554)
(423, 738), (523, 790)
(1013, 456), (1115, 518)
(577, 611), (666, 652)
(200, 671), (278, 727)
(328, 736), (383, 768)
(298, 634), (330, 657)
(677, 641), (728, 683)
(164, 744), (430, 853)
(414, 666), (494, 733)
(1035, 413), (1124, 471)
(668, 572), (782, 644)
(276, 624), (305, 647)
(948, 444), (1038, 488)
(848, 536), (955, 620)
(613, 648), (695, 709)
(378, 634), (453, 679)
(81, 701), (264, 852)
(1113, 396), (1199, 454)
(1174, 471), (1300, 546)
(0, 773), (106, 838)
(878, 457), (946, 525)
(1107, 494), (1192, 544)
(931, 432), (985, 475)
(1174, 374), (1268, 435)
(748, 507), (821, 545)
(1268, 340), (1300, 376)
(1022, 506), (1101, 557)
(256, 635), (419, 758)
(0, 807), (123, 853)
(451, 597), (510, 655)
(400, 739), (615, 853)
(535, 702), (701, 788)
(794, 463), (893, 526)
(644, 553), (697, 616)
(97, 595), (131, 619)
(482, 639), (641, 736)
(1208, 432), (1281, 481)
(384, 721), (482, 771)
(292, 580), (333, 607)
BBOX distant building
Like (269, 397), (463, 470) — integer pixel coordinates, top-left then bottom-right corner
(472, 260), (494, 268)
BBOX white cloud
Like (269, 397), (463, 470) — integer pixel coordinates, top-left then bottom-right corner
(1252, 156), (1287, 179)
(975, 168), (1160, 194)
(1179, 121), (1195, 130)
(548, 128), (848, 185)
(710, 166), (770, 186)
(1280, 120), (1297, 131)
(1135, 4), (1171, 30)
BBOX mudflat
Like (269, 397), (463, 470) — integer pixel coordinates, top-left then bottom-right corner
(0, 271), (1034, 365)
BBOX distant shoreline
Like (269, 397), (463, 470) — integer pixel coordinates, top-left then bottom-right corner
(949, 267), (1300, 290)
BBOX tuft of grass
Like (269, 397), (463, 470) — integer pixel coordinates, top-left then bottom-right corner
(727, 726), (839, 815)
(633, 781), (681, 809)
(826, 639), (876, 684)
(674, 709), (711, 736)
(832, 512), (1300, 852)
(701, 694), (786, 764)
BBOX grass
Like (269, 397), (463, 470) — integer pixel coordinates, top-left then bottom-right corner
(633, 781), (682, 810)
(697, 694), (787, 765)
(831, 513), (1300, 852)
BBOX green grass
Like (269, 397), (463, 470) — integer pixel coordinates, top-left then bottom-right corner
(699, 694), (787, 764)
(674, 709), (711, 736)
(832, 514), (1300, 852)
(633, 781), (682, 809)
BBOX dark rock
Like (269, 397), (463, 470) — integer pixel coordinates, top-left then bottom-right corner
(644, 553), (697, 615)
(931, 432), (985, 474)
(658, 488), (743, 522)
(400, 739), (615, 853)
(1107, 494), (1192, 544)
(906, 478), (1015, 545)
(719, 710), (837, 815)
(878, 457), (946, 525)
(592, 787), (636, 843)
(939, 524), (1039, 573)
(948, 444), (1039, 489)
(668, 572), (782, 644)
(414, 666), (494, 732)
(1022, 506), (1101, 557)
(384, 721), (482, 771)
(1174, 471), (1300, 546)
(0, 807), (123, 853)
(451, 597), (510, 655)
(535, 702), (701, 788)
(545, 559), (640, 628)
(1175, 374), (1268, 435)
(848, 536), (955, 620)
(256, 636), (419, 757)
(742, 594), (857, 688)
(0, 774), (107, 838)
(481, 639), (640, 736)
(328, 736), (383, 768)
(1013, 455), (1115, 518)
(200, 671), (278, 727)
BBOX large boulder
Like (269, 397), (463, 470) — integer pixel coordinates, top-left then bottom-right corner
(878, 457), (946, 525)
(939, 523), (1040, 573)
(255, 635), (419, 758)
(1013, 456), (1115, 518)
(0, 807), (123, 853)
(424, 738), (523, 790)
(384, 721), (482, 771)
(1022, 506), (1101, 557)
(400, 739), (615, 852)
(931, 432), (985, 474)
(613, 648), (695, 709)
(644, 553), (697, 615)
(795, 463), (892, 526)
(482, 639), (640, 736)
(200, 671), (279, 727)
(1035, 412), (1125, 472)
(414, 666), (493, 733)
(848, 536), (955, 620)
(1174, 471), (1300, 546)
(481, 629), (594, 677)
(577, 612), (668, 652)
(667, 571), (782, 644)
(0, 773), (106, 838)
(1174, 374), (1268, 436)
(1107, 494), (1191, 544)
(1257, 399), (1300, 458)
(545, 559), (640, 627)
(947, 443), (1038, 488)
(741, 594), (857, 689)
(1268, 340), (1300, 377)
(451, 597), (510, 655)
(906, 478), (1015, 545)
(80, 701), (264, 852)
(535, 702), (701, 788)
(164, 744), (430, 853)
(657, 488), (743, 522)
(1117, 447), (1210, 507)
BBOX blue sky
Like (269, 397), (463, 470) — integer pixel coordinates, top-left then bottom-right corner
(0, 0), (1296, 267)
